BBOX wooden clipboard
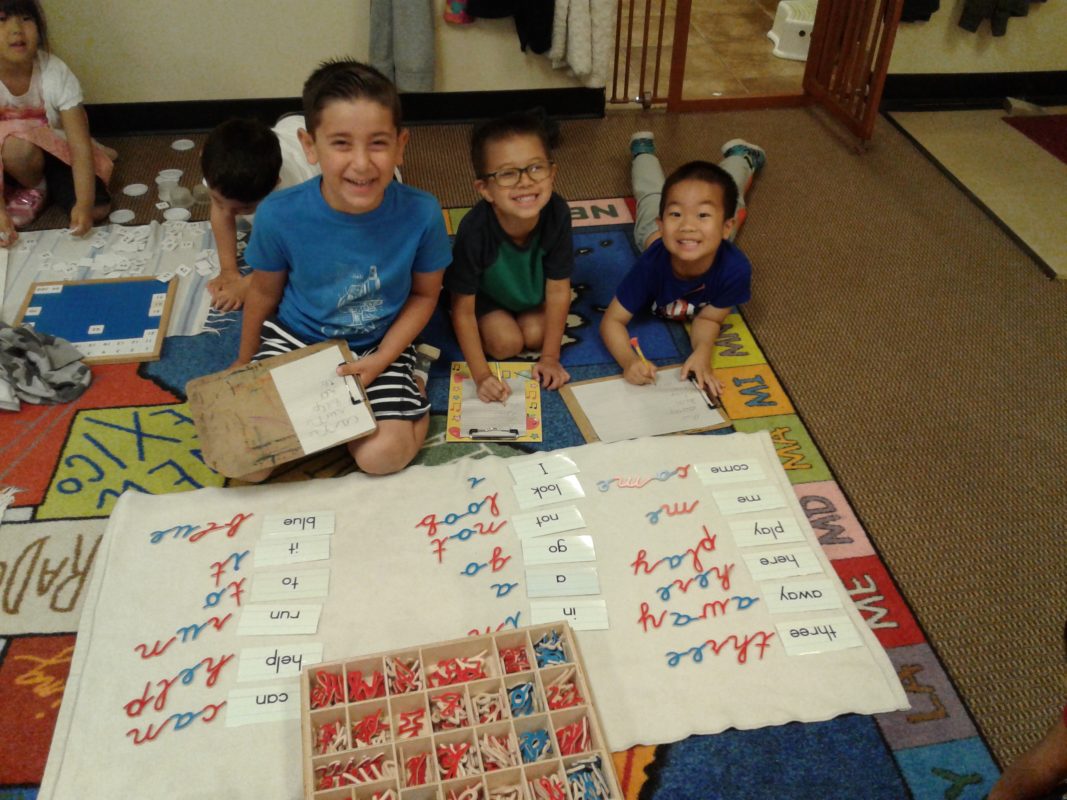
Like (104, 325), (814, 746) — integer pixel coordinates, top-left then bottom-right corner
(560, 365), (732, 444)
(187, 340), (376, 478)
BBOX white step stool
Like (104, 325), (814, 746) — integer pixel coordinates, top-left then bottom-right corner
(767, 0), (817, 61)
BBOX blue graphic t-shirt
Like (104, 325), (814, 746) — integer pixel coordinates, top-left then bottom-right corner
(245, 179), (451, 349)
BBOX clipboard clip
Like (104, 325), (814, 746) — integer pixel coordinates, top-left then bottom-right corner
(688, 375), (719, 410)
(339, 368), (363, 406)
(467, 428), (520, 440)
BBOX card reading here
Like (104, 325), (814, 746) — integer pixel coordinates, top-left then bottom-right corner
(251, 568), (330, 601)
(237, 604), (322, 636)
(508, 453), (579, 484)
(522, 534), (596, 566)
(237, 643), (324, 682)
(513, 474), (585, 510)
(529, 598), (609, 630)
(776, 615), (863, 655)
(254, 536), (331, 567)
(741, 545), (823, 581)
(511, 505), (586, 540)
(693, 458), (766, 485)
(712, 484), (786, 515)
(226, 682), (301, 727)
(262, 511), (335, 537)
(728, 515), (806, 548)
(525, 565), (601, 597)
(762, 578), (844, 615)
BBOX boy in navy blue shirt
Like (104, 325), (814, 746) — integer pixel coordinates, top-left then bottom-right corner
(600, 159), (753, 401)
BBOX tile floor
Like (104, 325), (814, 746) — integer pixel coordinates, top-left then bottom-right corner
(613, 0), (806, 103)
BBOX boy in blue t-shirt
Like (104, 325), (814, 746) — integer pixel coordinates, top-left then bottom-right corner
(600, 159), (754, 401)
(235, 59), (451, 478)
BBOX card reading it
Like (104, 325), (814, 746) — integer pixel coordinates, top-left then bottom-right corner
(254, 536), (331, 567)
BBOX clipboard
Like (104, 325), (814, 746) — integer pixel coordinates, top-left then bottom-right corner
(560, 365), (732, 444)
(187, 340), (376, 478)
(445, 361), (543, 442)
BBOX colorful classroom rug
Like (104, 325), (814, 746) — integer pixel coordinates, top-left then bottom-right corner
(0, 199), (1001, 799)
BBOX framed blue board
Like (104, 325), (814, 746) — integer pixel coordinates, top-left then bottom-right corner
(14, 277), (176, 364)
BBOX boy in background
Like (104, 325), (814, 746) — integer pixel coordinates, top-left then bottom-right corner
(445, 112), (573, 403)
(599, 159), (753, 400)
(201, 116), (319, 311)
(235, 59), (451, 478)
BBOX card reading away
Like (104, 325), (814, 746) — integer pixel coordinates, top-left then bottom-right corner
(236, 604), (323, 636)
(254, 536), (331, 567)
(237, 643), (324, 683)
(693, 458), (767, 485)
(507, 453), (579, 484)
(226, 682), (301, 727)
(712, 484), (786, 515)
(525, 565), (601, 597)
(762, 578), (844, 614)
(776, 615), (863, 655)
(251, 568), (331, 601)
(513, 474), (585, 510)
(262, 511), (335, 537)
(529, 598), (610, 630)
(511, 505), (586, 540)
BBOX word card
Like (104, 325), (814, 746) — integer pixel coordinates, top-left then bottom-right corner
(728, 514), (806, 547)
(529, 599), (610, 631)
(511, 506), (586, 540)
(712, 484), (786, 515)
(238, 644), (325, 682)
(255, 536), (331, 567)
(776, 616), (864, 656)
(693, 458), (766, 485)
(742, 546), (822, 581)
(522, 535), (596, 566)
(237, 604), (323, 636)
(525, 565), (601, 598)
(252, 568), (331, 601)
(299, 623), (623, 799)
(263, 512), (336, 537)
(513, 475), (585, 510)
(508, 453), (579, 484)
(227, 682), (302, 727)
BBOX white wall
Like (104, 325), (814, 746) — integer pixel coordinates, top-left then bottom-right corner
(890, 0), (1067, 74)
(46, 0), (579, 105)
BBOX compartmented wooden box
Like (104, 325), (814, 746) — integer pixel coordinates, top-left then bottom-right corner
(300, 623), (622, 800)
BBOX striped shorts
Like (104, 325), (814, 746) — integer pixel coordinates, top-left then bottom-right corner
(253, 318), (430, 421)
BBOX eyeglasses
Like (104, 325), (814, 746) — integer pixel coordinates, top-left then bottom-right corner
(481, 161), (555, 188)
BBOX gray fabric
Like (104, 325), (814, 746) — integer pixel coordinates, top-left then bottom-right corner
(369, 0), (435, 92)
(0, 323), (91, 411)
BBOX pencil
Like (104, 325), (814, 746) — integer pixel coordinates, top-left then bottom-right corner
(630, 337), (655, 382)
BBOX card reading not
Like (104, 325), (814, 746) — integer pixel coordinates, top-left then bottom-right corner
(511, 505), (586, 540)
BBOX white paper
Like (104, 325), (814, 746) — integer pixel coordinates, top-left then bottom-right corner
(728, 514), (807, 547)
(522, 534), (596, 566)
(511, 505), (586, 540)
(776, 616), (864, 656)
(507, 454), (579, 484)
(712, 484), (786, 515)
(236, 604), (323, 636)
(762, 578), (844, 614)
(225, 682), (301, 727)
(237, 644), (324, 682)
(513, 474), (585, 510)
(460, 377), (527, 438)
(567, 367), (725, 442)
(251, 568), (330, 601)
(529, 598), (610, 630)
(254, 535), (331, 567)
(261, 511), (335, 537)
(741, 546), (823, 582)
(693, 458), (767, 485)
(270, 345), (375, 455)
(525, 565), (601, 597)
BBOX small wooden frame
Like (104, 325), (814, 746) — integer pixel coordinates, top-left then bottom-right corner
(187, 340), (376, 479)
(14, 276), (176, 364)
(300, 623), (623, 800)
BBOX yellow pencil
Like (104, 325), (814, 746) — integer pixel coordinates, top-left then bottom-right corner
(630, 336), (656, 382)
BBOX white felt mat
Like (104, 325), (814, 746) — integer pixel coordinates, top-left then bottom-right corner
(41, 433), (907, 799)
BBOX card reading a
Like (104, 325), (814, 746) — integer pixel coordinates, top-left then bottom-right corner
(728, 515), (806, 548)
(237, 604), (323, 636)
(741, 545), (823, 582)
(522, 534), (596, 566)
(251, 568), (330, 601)
(237, 643), (324, 683)
(529, 598), (610, 630)
(693, 458), (766, 485)
(513, 474), (585, 510)
(226, 682), (302, 727)
(776, 615), (863, 656)
(254, 536), (331, 568)
(262, 511), (335, 537)
(525, 565), (601, 598)
(507, 453), (579, 484)
(712, 484), (786, 515)
(511, 505), (586, 540)
(762, 578), (844, 615)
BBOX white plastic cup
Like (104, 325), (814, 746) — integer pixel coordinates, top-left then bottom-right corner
(169, 186), (194, 208)
(156, 175), (178, 201)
